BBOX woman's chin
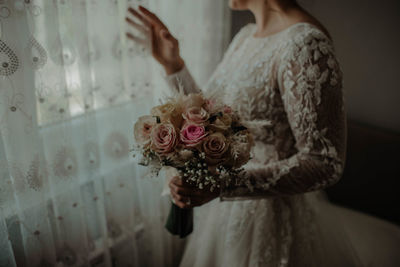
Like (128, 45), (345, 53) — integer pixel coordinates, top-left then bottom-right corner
(228, 0), (247, 10)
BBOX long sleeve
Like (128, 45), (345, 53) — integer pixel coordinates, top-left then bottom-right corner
(161, 24), (254, 96)
(219, 32), (346, 201)
(162, 64), (202, 95)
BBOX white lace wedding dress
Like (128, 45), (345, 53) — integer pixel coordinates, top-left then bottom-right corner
(162, 22), (400, 267)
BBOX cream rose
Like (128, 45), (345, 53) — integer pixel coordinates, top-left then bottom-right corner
(182, 106), (209, 124)
(150, 123), (177, 154)
(151, 103), (183, 128)
(134, 115), (156, 145)
(151, 103), (174, 119)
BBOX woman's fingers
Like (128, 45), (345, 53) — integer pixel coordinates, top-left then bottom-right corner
(171, 189), (189, 203)
(125, 32), (147, 46)
(170, 176), (197, 189)
(171, 189), (191, 209)
(127, 5), (167, 31)
(169, 183), (189, 196)
(125, 16), (149, 36)
(169, 178), (217, 208)
(170, 175), (183, 186)
(171, 189), (204, 209)
(149, 24), (159, 57)
(138, 5), (168, 29)
(169, 182), (203, 197)
(127, 7), (151, 28)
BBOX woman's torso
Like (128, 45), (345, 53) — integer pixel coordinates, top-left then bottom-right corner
(204, 22), (332, 165)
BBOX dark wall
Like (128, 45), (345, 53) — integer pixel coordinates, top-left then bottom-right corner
(326, 121), (400, 225)
(231, 10), (254, 38)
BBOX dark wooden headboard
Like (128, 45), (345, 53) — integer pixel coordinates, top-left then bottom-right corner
(326, 119), (400, 225)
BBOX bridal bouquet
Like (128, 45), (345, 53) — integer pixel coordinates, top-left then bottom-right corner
(132, 92), (254, 237)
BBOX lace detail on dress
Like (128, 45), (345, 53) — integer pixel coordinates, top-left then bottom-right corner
(162, 65), (202, 95)
(219, 24), (346, 199)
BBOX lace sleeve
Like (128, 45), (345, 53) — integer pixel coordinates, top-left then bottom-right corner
(162, 24), (254, 95)
(219, 31), (346, 201)
(163, 64), (202, 95)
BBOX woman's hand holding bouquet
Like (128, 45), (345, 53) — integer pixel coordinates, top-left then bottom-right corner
(168, 174), (220, 209)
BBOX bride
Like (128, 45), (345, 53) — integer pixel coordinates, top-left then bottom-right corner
(126, 1), (400, 266)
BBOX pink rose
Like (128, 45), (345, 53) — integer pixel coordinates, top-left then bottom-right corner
(180, 124), (208, 147)
(202, 132), (229, 165)
(134, 115), (156, 145)
(150, 123), (177, 154)
(182, 106), (209, 124)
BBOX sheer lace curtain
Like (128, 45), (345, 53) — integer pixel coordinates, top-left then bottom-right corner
(0, 0), (230, 266)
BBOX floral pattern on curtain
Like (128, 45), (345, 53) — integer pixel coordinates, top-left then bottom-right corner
(0, 0), (230, 266)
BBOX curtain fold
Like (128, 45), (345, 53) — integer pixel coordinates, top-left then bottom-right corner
(0, 0), (229, 266)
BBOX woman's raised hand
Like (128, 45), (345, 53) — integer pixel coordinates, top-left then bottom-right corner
(126, 5), (185, 75)
(169, 175), (220, 209)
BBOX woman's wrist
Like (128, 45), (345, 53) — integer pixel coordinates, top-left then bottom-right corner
(164, 57), (185, 75)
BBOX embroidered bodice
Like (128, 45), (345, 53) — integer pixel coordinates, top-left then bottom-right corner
(163, 22), (346, 201)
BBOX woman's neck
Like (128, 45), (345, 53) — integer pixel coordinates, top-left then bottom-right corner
(248, 1), (302, 38)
